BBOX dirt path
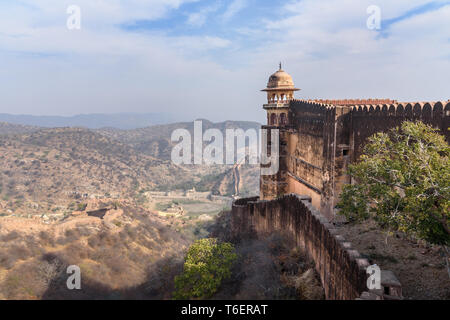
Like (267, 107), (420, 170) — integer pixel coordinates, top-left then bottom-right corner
(337, 220), (449, 300)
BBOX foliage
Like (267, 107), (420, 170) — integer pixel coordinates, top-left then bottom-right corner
(173, 238), (237, 299)
(76, 203), (87, 211)
(337, 121), (449, 246)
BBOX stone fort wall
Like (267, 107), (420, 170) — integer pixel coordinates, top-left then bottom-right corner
(231, 194), (403, 300)
(260, 100), (450, 220)
(350, 101), (450, 161)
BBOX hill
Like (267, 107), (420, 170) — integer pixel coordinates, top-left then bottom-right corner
(0, 113), (177, 130)
(0, 120), (261, 300)
(0, 127), (197, 219)
(0, 122), (40, 135)
(97, 119), (261, 160)
(0, 202), (190, 299)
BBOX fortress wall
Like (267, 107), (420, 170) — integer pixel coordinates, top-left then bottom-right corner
(262, 100), (449, 220)
(351, 101), (450, 162)
(260, 126), (289, 199)
(231, 194), (372, 300)
(285, 101), (331, 215)
(286, 101), (352, 219)
(280, 100), (449, 220)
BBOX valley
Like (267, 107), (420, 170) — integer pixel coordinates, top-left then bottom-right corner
(0, 120), (260, 299)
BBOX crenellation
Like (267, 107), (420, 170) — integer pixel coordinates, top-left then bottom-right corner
(254, 68), (445, 298)
(268, 98), (449, 217)
(231, 194), (402, 300)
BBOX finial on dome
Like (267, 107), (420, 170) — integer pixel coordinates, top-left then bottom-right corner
(279, 62), (282, 70)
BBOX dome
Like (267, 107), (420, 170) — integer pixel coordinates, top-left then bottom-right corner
(262, 64), (299, 92)
(267, 69), (295, 89)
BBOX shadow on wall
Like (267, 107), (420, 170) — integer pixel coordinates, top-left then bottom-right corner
(231, 194), (402, 300)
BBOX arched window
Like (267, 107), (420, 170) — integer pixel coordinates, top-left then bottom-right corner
(280, 113), (287, 125)
(270, 113), (277, 125)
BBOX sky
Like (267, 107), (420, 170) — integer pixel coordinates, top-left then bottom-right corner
(0, 0), (449, 123)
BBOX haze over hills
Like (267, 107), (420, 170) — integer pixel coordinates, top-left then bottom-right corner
(97, 119), (262, 160)
(0, 119), (261, 219)
(0, 113), (178, 130)
(0, 119), (261, 299)
(0, 122), (40, 135)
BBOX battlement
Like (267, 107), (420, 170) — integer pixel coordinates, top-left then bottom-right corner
(311, 99), (397, 106)
(350, 101), (449, 115)
(291, 99), (335, 109)
(290, 99), (450, 115)
(232, 194), (403, 300)
(262, 98), (449, 217)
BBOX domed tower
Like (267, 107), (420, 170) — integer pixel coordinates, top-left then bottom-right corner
(262, 63), (300, 126)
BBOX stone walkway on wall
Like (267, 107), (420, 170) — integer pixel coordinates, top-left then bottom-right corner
(337, 219), (449, 300)
(232, 194), (404, 300)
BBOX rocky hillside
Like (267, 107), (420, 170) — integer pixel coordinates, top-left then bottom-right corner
(97, 119), (261, 160)
(0, 120), (262, 300)
(0, 122), (40, 135)
(0, 120), (261, 220)
(0, 201), (190, 299)
(0, 127), (196, 219)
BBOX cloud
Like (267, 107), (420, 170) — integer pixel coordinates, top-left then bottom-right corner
(186, 3), (222, 27)
(0, 0), (448, 122)
(382, 1), (450, 31)
(256, 0), (450, 102)
(222, 0), (247, 21)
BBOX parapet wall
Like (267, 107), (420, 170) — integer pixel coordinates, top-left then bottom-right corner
(310, 99), (398, 106)
(279, 100), (450, 218)
(232, 194), (369, 299)
(231, 194), (402, 300)
(350, 101), (450, 161)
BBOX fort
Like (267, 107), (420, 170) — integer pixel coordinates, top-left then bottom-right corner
(231, 65), (449, 299)
(260, 65), (450, 220)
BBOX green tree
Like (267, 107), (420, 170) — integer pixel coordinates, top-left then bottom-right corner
(337, 121), (449, 273)
(173, 238), (237, 299)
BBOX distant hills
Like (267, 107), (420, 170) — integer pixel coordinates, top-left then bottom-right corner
(97, 119), (262, 160)
(0, 119), (261, 213)
(0, 113), (178, 130)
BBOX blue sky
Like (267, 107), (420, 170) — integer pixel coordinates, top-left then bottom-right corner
(0, 0), (449, 122)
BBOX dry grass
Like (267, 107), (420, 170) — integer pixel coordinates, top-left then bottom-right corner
(0, 204), (190, 299)
(337, 219), (450, 300)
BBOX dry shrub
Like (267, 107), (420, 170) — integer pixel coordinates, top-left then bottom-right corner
(104, 254), (129, 274)
(290, 268), (324, 300)
(0, 256), (61, 299)
(0, 252), (16, 270)
(1, 231), (20, 242)
(87, 235), (100, 248)
(144, 256), (184, 299)
(38, 231), (55, 247)
(8, 244), (32, 261)
(61, 243), (90, 262)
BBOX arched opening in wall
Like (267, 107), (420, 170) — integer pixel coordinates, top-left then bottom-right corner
(280, 113), (287, 125)
(270, 113), (277, 126)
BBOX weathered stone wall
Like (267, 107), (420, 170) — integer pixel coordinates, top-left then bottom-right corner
(232, 194), (371, 300)
(350, 101), (450, 162)
(260, 125), (289, 200)
(283, 100), (351, 219)
(263, 100), (450, 221)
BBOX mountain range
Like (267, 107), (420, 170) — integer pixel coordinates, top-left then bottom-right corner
(0, 113), (178, 130)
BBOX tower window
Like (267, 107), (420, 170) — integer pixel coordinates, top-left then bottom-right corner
(270, 113), (277, 125)
(280, 113), (287, 125)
